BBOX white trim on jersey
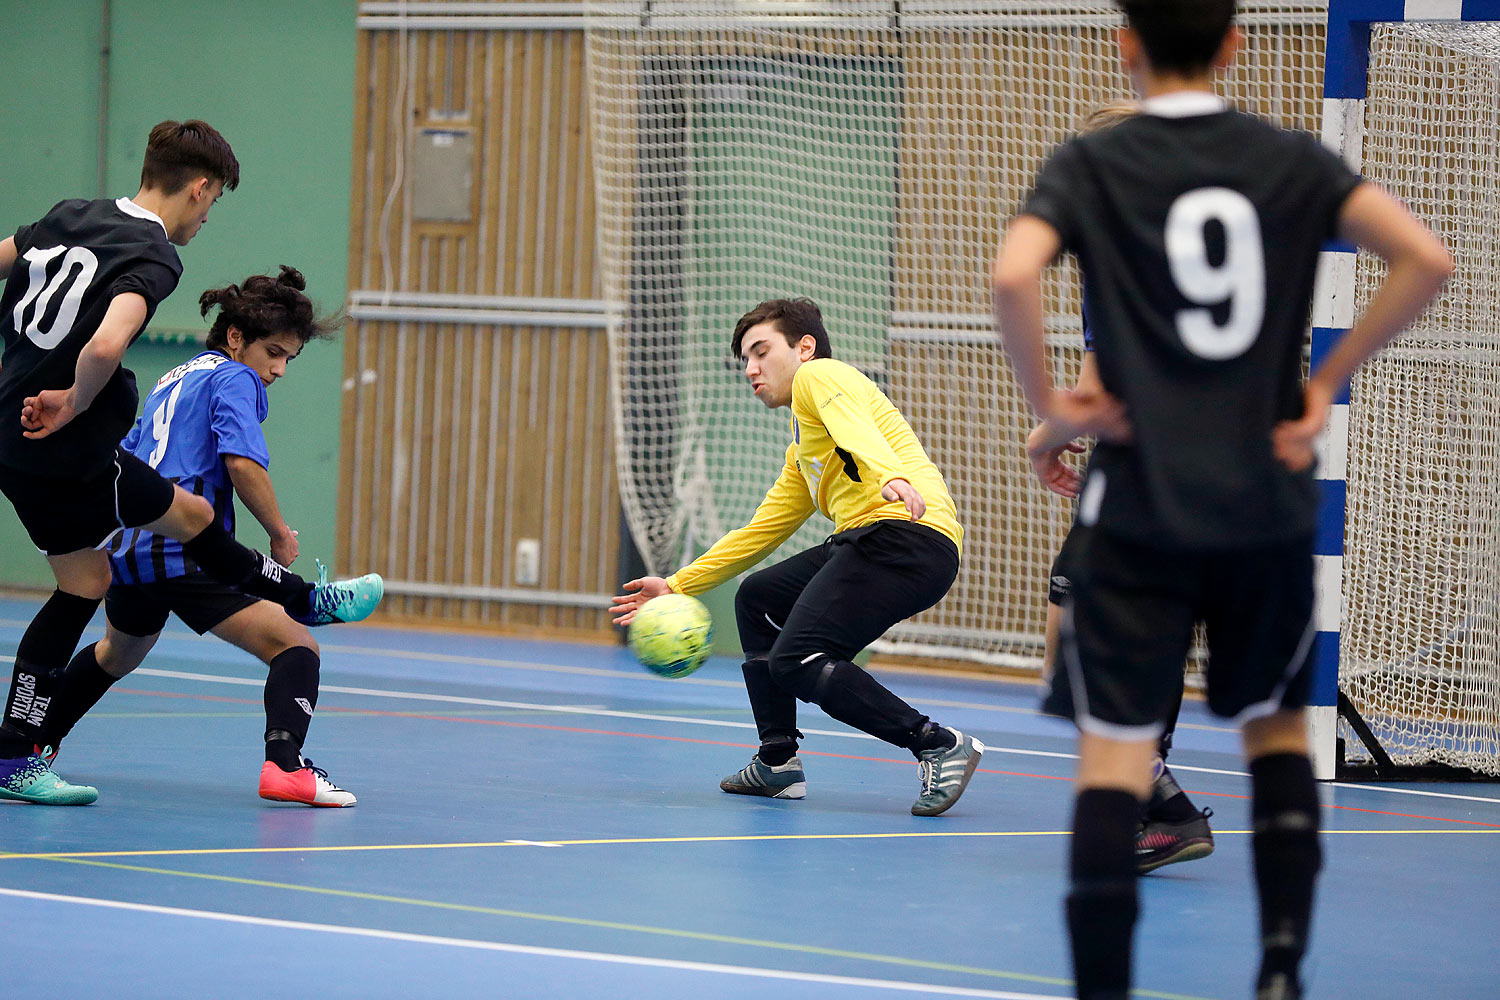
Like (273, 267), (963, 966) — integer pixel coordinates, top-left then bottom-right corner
(114, 197), (169, 237)
(1141, 92), (1228, 119)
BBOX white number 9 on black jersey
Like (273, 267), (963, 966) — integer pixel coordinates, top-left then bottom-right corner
(1164, 187), (1265, 361)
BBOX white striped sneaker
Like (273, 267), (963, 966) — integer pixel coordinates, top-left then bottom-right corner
(720, 754), (807, 799)
(911, 729), (985, 816)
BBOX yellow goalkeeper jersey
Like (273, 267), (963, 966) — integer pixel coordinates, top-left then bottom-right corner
(666, 358), (962, 596)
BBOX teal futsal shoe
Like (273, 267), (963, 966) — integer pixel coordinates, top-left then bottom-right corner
(720, 754), (807, 799)
(911, 728), (985, 816)
(0, 752), (98, 806)
(293, 559), (385, 627)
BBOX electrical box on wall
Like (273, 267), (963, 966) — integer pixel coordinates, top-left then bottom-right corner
(411, 128), (474, 222)
(514, 538), (540, 586)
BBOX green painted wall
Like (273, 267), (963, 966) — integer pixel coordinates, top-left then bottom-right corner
(0, 0), (357, 587)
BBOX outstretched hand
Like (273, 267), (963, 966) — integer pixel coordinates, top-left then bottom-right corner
(21, 389), (78, 439)
(881, 477), (926, 521)
(610, 576), (673, 626)
(1273, 380), (1334, 473)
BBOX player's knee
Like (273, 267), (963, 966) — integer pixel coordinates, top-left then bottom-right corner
(62, 566), (113, 601)
(766, 648), (827, 701)
(170, 489), (215, 535)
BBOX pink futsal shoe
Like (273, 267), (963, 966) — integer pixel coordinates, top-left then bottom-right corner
(258, 758), (357, 807)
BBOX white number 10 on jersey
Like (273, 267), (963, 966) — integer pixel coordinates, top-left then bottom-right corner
(1164, 187), (1265, 360)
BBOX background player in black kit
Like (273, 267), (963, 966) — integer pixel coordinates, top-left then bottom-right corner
(1031, 100), (1213, 875)
(992, 2), (1451, 998)
(0, 121), (382, 806)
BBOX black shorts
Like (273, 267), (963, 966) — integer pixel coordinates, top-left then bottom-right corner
(106, 571), (260, 637)
(0, 447), (176, 556)
(1052, 527), (1315, 736)
(1047, 520), (1084, 606)
(735, 520), (961, 661)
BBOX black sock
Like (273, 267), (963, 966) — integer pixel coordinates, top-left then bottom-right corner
(183, 522), (312, 613)
(1067, 788), (1141, 1000)
(757, 739), (798, 767)
(806, 660), (927, 749)
(264, 647), (320, 766)
(265, 732), (304, 772)
(1, 591), (100, 754)
(910, 721), (957, 755)
(1145, 763), (1201, 823)
(43, 643), (118, 747)
(1250, 753), (1321, 995)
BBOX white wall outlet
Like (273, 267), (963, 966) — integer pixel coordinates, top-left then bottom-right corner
(514, 538), (541, 586)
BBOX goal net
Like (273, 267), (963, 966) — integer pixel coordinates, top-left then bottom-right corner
(1340, 21), (1500, 777)
(584, 2), (1326, 667)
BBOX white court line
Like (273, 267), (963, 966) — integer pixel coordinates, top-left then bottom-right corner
(0, 887), (1065, 999)
(120, 667), (1500, 807)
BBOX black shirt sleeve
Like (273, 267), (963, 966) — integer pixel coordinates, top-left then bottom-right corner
(1019, 139), (1086, 248)
(110, 257), (180, 311)
(1294, 130), (1364, 235)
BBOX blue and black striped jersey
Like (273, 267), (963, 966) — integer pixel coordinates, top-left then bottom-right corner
(108, 350), (270, 585)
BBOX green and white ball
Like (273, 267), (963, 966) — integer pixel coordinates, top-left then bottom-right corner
(628, 593), (714, 678)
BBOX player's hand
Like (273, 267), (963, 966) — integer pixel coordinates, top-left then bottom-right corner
(1044, 386), (1132, 445)
(1273, 380), (1334, 473)
(20, 388), (79, 439)
(1026, 423), (1087, 498)
(881, 478), (926, 521)
(611, 576), (673, 626)
(271, 527), (299, 568)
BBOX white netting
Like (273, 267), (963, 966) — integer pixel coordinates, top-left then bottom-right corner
(585, 2), (1326, 667)
(1341, 21), (1500, 775)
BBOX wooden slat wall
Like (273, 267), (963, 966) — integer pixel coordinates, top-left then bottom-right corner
(340, 18), (617, 635)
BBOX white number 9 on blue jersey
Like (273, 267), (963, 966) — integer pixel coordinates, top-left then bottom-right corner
(147, 381), (185, 468)
(1164, 187), (1265, 360)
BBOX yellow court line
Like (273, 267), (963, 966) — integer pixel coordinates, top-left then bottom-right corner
(4, 826), (1494, 863)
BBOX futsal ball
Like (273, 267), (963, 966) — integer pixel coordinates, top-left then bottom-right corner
(628, 593), (714, 678)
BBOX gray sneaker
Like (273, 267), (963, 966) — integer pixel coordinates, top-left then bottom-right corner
(720, 754), (806, 799)
(912, 728), (984, 816)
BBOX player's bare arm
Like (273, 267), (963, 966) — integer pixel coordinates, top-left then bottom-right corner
(225, 454), (299, 567)
(992, 216), (1132, 444)
(1273, 183), (1452, 471)
(21, 292), (147, 439)
(0, 236), (16, 280)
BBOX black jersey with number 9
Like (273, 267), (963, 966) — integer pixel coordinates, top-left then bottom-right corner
(0, 198), (183, 470)
(1020, 100), (1363, 549)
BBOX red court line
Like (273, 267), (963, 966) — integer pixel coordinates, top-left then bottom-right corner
(109, 687), (1500, 829)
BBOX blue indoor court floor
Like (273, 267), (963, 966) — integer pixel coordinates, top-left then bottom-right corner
(2, 595), (1498, 999)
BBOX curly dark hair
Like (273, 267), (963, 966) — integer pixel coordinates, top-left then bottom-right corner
(199, 266), (339, 351)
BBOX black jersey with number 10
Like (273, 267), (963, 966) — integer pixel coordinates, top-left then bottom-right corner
(1021, 100), (1363, 549)
(0, 197), (182, 470)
